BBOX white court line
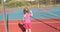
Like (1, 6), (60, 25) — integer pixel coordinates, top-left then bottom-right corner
(47, 12), (60, 17)
(0, 22), (60, 25)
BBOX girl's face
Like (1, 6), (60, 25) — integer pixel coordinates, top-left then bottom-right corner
(24, 8), (29, 14)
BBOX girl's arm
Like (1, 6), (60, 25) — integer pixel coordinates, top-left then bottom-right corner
(30, 10), (33, 16)
(23, 15), (25, 24)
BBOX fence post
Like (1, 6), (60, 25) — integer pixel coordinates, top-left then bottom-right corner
(1, 0), (8, 32)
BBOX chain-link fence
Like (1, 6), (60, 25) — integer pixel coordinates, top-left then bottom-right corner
(0, 0), (60, 32)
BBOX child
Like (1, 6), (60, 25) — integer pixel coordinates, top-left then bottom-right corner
(23, 8), (33, 32)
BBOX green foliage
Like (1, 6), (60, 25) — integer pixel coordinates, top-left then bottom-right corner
(5, 1), (24, 8)
(0, 0), (60, 8)
(6, 0), (11, 3)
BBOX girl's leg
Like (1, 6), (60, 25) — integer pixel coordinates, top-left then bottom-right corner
(29, 29), (31, 32)
(26, 29), (28, 32)
(28, 23), (31, 32)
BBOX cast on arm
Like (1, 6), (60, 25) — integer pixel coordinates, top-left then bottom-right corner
(30, 10), (33, 16)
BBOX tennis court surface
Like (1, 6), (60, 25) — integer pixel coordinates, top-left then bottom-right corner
(0, 7), (60, 32)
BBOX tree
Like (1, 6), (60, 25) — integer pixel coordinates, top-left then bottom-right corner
(5, 0), (12, 3)
(56, 0), (60, 4)
(0, 0), (1, 4)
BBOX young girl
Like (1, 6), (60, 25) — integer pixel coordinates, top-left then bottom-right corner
(23, 8), (33, 32)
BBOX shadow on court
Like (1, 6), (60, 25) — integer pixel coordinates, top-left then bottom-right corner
(31, 16), (60, 32)
(18, 23), (26, 32)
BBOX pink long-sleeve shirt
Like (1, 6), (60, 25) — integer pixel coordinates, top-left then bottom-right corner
(24, 13), (32, 23)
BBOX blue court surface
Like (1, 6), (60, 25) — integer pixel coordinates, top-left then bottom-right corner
(0, 7), (60, 20)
